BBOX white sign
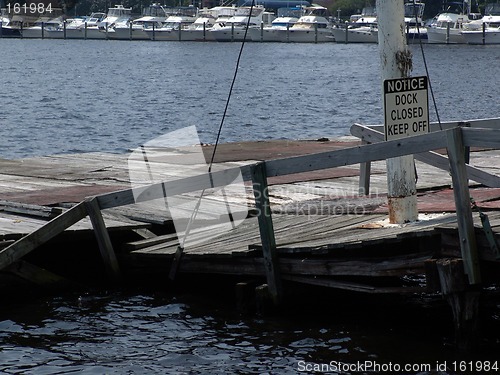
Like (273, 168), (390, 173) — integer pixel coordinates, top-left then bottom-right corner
(384, 76), (429, 141)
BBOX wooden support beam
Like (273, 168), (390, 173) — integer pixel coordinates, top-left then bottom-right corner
(85, 197), (121, 281)
(0, 202), (87, 271)
(446, 128), (481, 284)
(5, 260), (75, 289)
(251, 162), (282, 305)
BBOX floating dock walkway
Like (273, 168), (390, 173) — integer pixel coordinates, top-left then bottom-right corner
(1, 120), (500, 348)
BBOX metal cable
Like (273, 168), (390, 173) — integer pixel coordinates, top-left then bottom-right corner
(413, 0), (443, 130)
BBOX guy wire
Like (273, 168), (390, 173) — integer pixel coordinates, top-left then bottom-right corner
(413, 0), (443, 130)
(180, 0), (256, 249)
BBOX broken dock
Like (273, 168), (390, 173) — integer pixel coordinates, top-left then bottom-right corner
(1, 119), (500, 348)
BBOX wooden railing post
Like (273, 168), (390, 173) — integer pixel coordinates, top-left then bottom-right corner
(359, 139), (371, 195)
(251, 162), (282, 305)
(446, 128), (481, 284)
(85, 197), (121, 281)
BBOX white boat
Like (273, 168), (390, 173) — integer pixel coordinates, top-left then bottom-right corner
(250, 7), (300, 42)
(143, 6), (198, 41)
(331, 7), (378, 43)
(209, 5), (265, 42)
(333, 2), (427, 44)
(268, 6), (334, 43)
(42, 13), (106, 39)
(461, 4), (500, 44)
(404, 1), (427, 43)
(108, 4), (168, 40)
(426, 1), (482, 44)
(20, 17), (63, 38)
(0, 9), (21, 37)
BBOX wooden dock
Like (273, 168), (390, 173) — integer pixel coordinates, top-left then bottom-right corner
(1, 120), (500, 347)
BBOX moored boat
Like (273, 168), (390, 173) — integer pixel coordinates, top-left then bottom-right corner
(108, 4), (168, 40)
(209, 5), (265, 42)
(404, 1), (427, 43)
(250, 6), (300, 42)
(20, 16), (62, 38)
(426, 1), (482, 44)
(461, 4), (500, 44)
(0, 9), (21, 37)
(143, 6), (198, 41)
(331, 7), (378, 43)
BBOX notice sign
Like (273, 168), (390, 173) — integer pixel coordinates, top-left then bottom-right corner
(384, 76), (429, 141)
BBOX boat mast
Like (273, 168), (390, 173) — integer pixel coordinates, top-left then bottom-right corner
(377, 0), (418, 224)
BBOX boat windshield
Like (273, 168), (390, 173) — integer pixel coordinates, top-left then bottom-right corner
(404, 2), (424, 18)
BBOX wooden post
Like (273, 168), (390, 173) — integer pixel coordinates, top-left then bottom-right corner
(251, 162), (282, 305)
(446, 127), (481, 284)
(84, 197), (121, 281)
(344, 22), (348, 43)
(314, 23), (318, 43)
(377, 0), (418, 224)
(63, 20), (66, 39)
(436, 259), (480, 352)
(482, 21), (486, 45)
(152, 23), (155, 41)
(84, 22), (87, 39)
(359, 139), (371, 195)
(41, 22), (44, 39)
(129, 21), (132, 40)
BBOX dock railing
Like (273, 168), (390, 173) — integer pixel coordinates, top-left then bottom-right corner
(351, 118), (500, 195)
(3, 125), (500, 301)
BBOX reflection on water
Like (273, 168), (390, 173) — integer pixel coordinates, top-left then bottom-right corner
(1, 287), (499, 374)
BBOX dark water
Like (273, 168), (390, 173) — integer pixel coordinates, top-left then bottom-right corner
(1, 288), (498, 374)
(1, 39), (500, 373)
(1, 40), (500, 159)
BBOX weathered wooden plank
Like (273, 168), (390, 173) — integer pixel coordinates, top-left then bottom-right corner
(463, 127), (500, 149)
(96, 165), (252, 209)
(446, 128), (481, 284)
(0, 202), (87, 270)
(281, 275), (425, 294)
(0, 201), (63, 219)
(5, 260), (74, 288)
(85, 198), (121, 281)
(131, 228), (157, 240)
(265, 130), (448, 178)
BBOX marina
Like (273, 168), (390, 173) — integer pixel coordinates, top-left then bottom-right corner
(1, 12), (500, 371)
